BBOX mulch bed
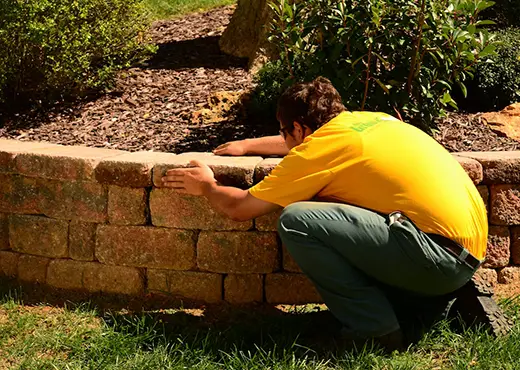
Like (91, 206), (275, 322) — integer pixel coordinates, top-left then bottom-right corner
(0, 5), (518, 153)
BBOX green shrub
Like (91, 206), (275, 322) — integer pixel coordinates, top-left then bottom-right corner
(253, 0), (497, 131)
(0, 0), (156, 109)
(465, 28), (520, 110)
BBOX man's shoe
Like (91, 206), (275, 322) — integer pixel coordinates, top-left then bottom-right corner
(450, 275), (513, 337)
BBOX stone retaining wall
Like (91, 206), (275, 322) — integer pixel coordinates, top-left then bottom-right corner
(1, 138), (520, 305)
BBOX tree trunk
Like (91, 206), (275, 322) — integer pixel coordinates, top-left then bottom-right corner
(219, 0), (276, 71)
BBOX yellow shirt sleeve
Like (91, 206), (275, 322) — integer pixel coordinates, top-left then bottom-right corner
(249, 150), (334, 207)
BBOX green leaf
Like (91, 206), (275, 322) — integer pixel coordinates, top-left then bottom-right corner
(374, 78), (390, 94)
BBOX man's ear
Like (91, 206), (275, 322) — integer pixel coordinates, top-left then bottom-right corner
(293, 121), (312, 139)
(292, 121), (304, 138)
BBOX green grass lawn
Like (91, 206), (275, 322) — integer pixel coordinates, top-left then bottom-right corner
(144, 0), (236, 19)
(1, 290), (520, 370)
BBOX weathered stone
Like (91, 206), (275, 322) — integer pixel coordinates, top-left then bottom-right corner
(108, 186), (147, 226)
(282, 245), (302, 273)
(480, 103), (520, 142)
(254, 158), (282, 183)
(498, 266), (520, 284)
(0, 213), (8, 250)
(453, 155), (484, 184)
(457, 151), (520, 184)
(96, 226), (196, 269)
(69, 221), (96, 261)
(490, 185), (520, 225)
(0, 251), (19, 277)
(255, 209), (282, 231)
(95, 151), (178, 187)
(224, 274), (263, 303)
(153, 153), (263, 189)
(197, 231), (280, 273)
(265, 273), (323, 304)
(147, 270), (222, 303)
(474, 268), (498, 287)
(47, 259), (86, 290)
(14, 145), (124, 181)
(18, 255), (50, 283)
(83, 263), (144, 295)
(510, 227), (520, 265)
(150, 189), (251, 230)
(0, 174), (43, 214)
(9, 215), (68, 258)
(41, 180), (108, 223)
(478, 185), (489, 213)
(0, 139), (59, 174)
(482, 226), (510, 268)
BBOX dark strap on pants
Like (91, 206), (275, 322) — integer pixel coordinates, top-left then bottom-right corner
(427, 233), (482, 270)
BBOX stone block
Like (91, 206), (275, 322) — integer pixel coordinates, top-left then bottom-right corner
(510, 227), (520, 265)
(0, 213), (8, 250)
(477, 185), (489, 213)
(254, 158), (283, 183)
(41, 180), (108, 223)
(0, 251), (19, 277)
(69, 221), (96, 261)
(108, 186), (147, 225)
(14, 145), (123, 181)
(482, 226), (510, 268)
(147, 269), (222, 303)
(282, 245), (302, 273)
(9, 215), (68, 258)
(0, 174), (43, 214)
(453, 155), (484, 184)
(474, 268), (498, 287)
(255, 209), (282, 231)
(96, 225), (196, 269)
(83, 263), (144, 295)
(47, 259), (86, 290)
(0, 139), (59, 174)
(456, 151), (520, 184)
(498, 266), (520, 284)
(197, 232), (280, 273)
(153, 153), (263, 189)
(490, 185), (520, 225)
(265, 273), (323, 304)
(18, 255), (50, 283)
(95, 151), (178, 187)
(224, 274), (263, 303)
(150, 189), (251, 230)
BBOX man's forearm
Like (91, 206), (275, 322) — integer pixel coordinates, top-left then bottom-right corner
(202, 183), (248, 221)
(244, 136), (289, 156)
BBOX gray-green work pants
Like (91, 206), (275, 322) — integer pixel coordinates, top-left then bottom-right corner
(278, 201), (476, 337)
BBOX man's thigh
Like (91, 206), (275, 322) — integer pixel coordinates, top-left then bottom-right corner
(278, 201), (472, 295)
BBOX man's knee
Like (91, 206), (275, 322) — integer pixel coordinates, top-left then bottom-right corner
(277, 202), (312, 237)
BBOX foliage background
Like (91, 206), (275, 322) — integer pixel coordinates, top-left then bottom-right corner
(253, 0), (498, 131)
(0, 0), (155, 111)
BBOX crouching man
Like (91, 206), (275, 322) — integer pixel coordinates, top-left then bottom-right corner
(162, 77), (510, 352)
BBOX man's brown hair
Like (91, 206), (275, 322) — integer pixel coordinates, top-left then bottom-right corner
(276, 76), (346, 132)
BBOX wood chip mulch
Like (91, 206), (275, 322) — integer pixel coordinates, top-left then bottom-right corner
(0, 5), (518, 153)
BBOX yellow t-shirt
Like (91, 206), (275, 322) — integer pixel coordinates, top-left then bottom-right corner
(249, 111), (488, 260)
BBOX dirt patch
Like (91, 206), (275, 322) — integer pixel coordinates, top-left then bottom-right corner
(434, 113), (520, 152)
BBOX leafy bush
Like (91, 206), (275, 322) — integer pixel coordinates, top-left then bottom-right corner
(253, 0), (497, 131)
(0, 0), (156, 110)
(463, 28), (520, 111)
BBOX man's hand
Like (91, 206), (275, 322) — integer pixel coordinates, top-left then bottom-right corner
(161, 160), (216, 195)
(213, 140), (247, 156)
